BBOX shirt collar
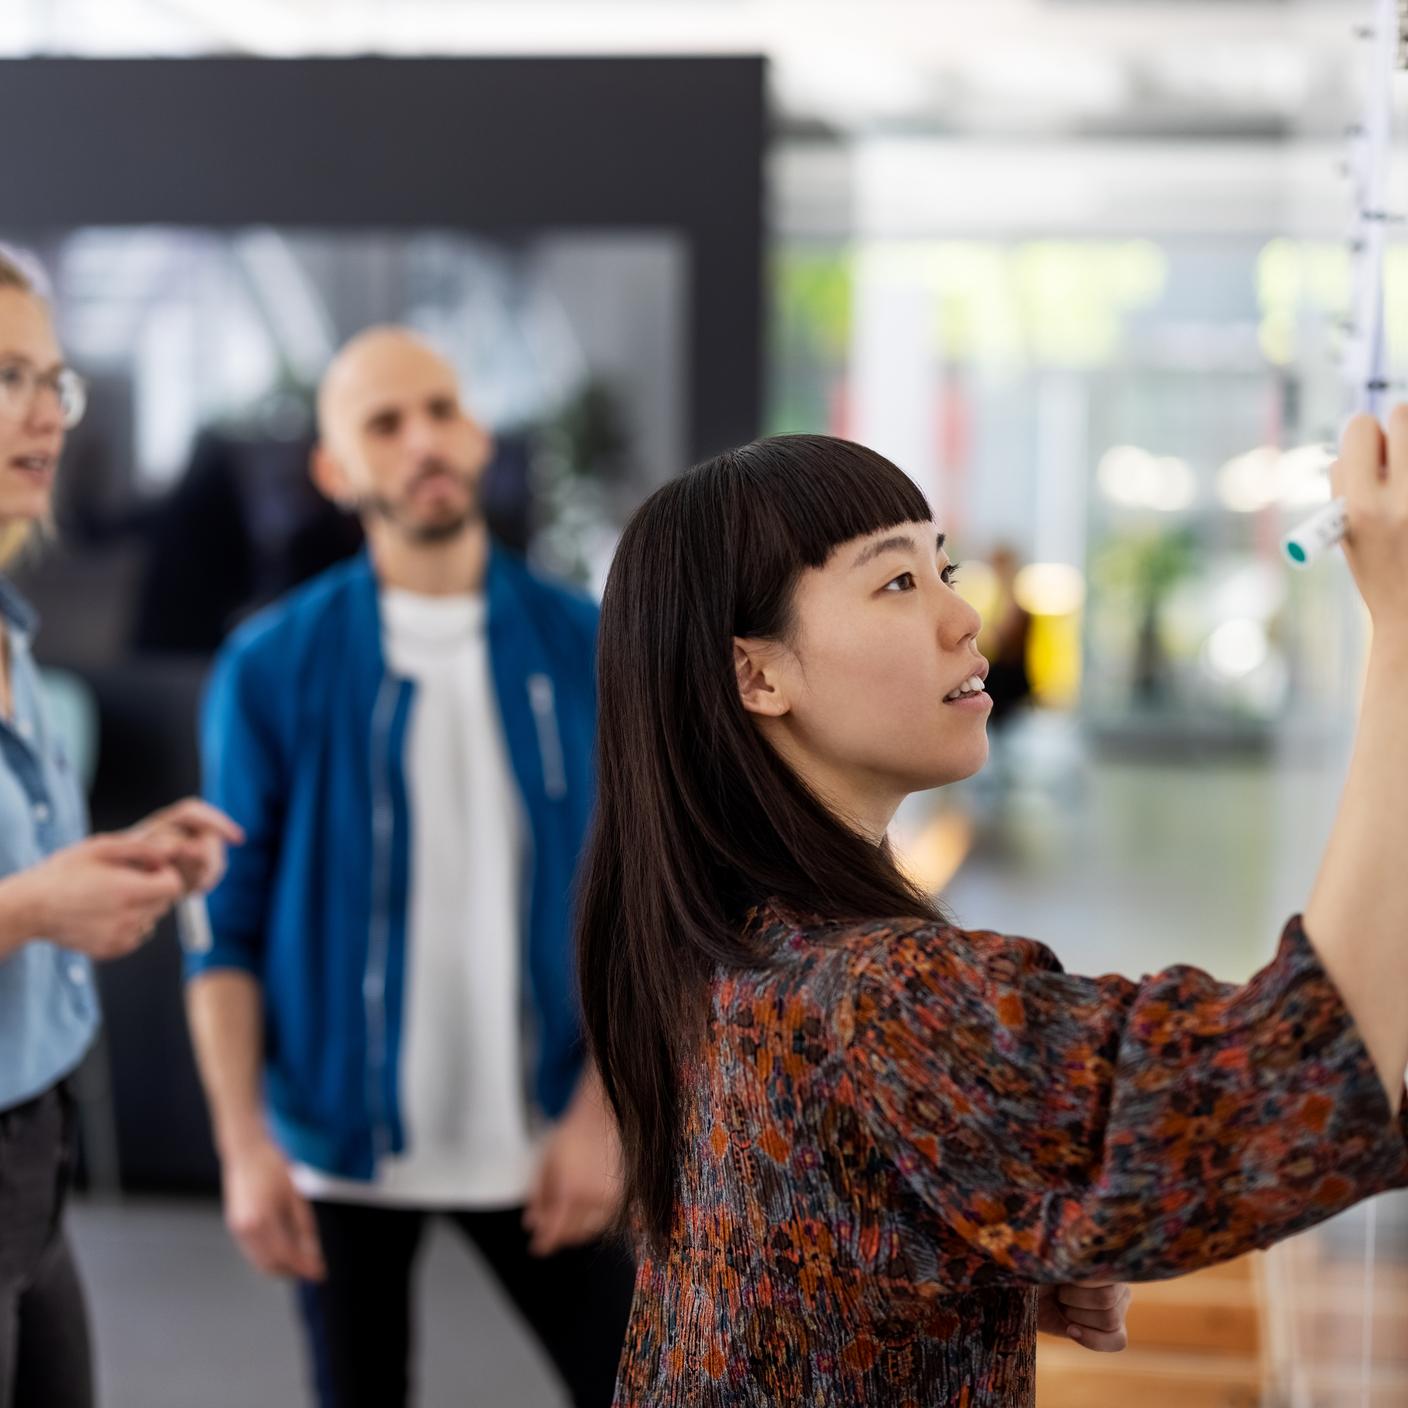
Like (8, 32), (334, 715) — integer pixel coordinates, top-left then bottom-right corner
(0, 576), (38, 641)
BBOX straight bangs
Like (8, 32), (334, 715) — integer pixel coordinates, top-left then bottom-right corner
(720, 435), (931, 640)
(734, 435), (931, 570)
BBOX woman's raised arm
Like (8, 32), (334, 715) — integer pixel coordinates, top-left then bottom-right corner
(1302, 409), (1408, 1106)
(845, 917), (1407, 1290)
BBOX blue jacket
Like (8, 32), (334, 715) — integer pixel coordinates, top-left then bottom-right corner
(186, 547), (599, 1180)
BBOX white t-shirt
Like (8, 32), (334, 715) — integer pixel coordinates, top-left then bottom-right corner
(293, 588), (541, 1208)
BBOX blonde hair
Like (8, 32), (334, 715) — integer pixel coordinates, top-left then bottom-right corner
(0, 519), (39, 568)
(0, 245), (53, 568)
(0, 245), (41, 297)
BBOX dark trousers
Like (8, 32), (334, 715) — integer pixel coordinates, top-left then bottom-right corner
(296, 1200), (635, 1408)
(0, 1085), (93, 1408)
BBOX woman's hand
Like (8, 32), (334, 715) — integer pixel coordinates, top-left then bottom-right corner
(1334, 408), (1408, 638)
(126, 797), (244, 896)
(1037, 1280), (1132, 1352)
(0, 833), (188, 961)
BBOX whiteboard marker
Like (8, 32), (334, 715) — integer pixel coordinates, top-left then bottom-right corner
(1283, 497), (1348, 568)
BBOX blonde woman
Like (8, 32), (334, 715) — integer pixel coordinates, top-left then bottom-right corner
(0, 247), (241, 1407)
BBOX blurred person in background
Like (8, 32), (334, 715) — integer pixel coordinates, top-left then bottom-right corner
(0, 247), (240, 1408)
(981, 543), (1032, 728)
(973, 542), (1034, 809)
(578, 430), (1408, 1406)
(184, 327), (633, 1408)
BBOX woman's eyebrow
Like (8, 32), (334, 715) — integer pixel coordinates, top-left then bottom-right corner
(0, 352), (68, 374)
(852, 533), (917, 569)
(852, 530), (947, 570)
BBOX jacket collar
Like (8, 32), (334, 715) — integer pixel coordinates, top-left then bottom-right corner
(348, 540), (528, 654)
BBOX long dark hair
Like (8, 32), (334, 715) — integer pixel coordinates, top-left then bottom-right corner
(577, 434), (945, 1252)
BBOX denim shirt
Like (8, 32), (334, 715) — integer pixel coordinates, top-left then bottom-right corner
(0, 576), (95, 1112)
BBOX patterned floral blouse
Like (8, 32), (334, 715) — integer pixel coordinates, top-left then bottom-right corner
(613, 902), (1408, 1407)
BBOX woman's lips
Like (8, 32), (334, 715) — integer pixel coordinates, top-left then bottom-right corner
(7, 455), (54, 483)
(942, 691), (992, 713)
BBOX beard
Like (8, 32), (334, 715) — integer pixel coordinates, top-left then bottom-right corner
(360, 458), (482, 543)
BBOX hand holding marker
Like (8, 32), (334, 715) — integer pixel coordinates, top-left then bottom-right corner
(1284, 496), (1349, 567)
(1284, 0), (1405, 568)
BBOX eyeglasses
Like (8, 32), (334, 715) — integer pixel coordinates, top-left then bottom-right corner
(0, 360), (87, 430)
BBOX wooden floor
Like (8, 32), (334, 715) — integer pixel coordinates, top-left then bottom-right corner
(1037, 1257), (1263, 1408)
(1035, 1247), (1408, 1408)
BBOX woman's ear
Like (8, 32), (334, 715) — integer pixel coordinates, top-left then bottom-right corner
(734, 639), (791, 718)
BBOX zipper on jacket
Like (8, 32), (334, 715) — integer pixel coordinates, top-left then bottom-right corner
(517, 796), (542, 1122)
(527, 673), (567, 801)
(365, 674), (398, 1165)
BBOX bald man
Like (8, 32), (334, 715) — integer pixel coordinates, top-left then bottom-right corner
(184, 328), (634, 1408)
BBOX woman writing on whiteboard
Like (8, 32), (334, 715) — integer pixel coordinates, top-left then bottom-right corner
(577, 421), (1408, 1406)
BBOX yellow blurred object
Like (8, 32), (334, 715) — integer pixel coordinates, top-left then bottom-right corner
(964, 557), (1084, 710)
(1027, 611), (1082, 707)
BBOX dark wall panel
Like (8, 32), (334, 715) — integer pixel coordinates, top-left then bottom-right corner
(0, 56), (765, 459)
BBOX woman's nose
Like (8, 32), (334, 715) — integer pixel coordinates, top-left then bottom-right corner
(938, 589), (982, 650)
(25, 385), (63, 436)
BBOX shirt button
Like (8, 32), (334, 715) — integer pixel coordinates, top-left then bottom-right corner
(32, 802), (50, 825)
(68, 961), (87, 985)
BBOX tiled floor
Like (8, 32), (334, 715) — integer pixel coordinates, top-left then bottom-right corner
(68, 1200), (568, 1408)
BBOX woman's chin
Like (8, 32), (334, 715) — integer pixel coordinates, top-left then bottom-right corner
(0, 488), (54, 524)
(904, 738), (990, 793)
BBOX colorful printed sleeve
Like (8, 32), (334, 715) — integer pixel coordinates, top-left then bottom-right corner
(846, 915), (1408, 1288)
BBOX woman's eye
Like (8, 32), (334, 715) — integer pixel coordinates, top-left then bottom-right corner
(0, 365), (25, 388)
(883, 572), (917, 593)
(942, 563), (962, 587)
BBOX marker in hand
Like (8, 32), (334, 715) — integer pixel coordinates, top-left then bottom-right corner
(1284, 497), (1349, 568)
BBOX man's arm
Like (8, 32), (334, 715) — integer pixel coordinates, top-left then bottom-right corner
(186, 636), (323, 1280)
(186, 970), (268, 1162)
(522, 1061), (625, 1257)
